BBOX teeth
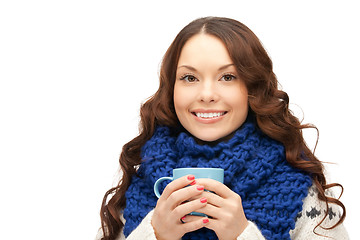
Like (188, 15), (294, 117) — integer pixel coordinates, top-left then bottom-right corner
(195, 112), (224, 118)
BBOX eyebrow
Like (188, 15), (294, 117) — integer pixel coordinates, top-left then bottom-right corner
(177, 63), (235, 72)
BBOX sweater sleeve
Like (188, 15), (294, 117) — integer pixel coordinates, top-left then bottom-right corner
(125, 215), (265, 240)
(123, 210), (157, 240)
(95, 210), (157, 240)
(235, 184), (349, 240)
(96, 184), (348, 240)
(237, 221), (265, 240)
(121, 212), (263, 240)
(289, 184), (349, 239)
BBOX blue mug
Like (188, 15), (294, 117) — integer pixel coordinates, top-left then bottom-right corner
(154, 168), (224, 217)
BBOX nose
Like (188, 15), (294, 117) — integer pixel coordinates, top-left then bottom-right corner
(199, 80), (219, 103)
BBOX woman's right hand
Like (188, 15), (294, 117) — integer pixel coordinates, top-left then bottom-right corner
(151, 175), (210, 240)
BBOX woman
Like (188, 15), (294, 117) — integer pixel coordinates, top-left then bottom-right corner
(98, 17), (348, 240)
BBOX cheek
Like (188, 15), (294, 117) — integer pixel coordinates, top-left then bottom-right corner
(227, 88), (248, 107)
(173, 84), (187, 114)
(226, 90), (249, 124)
(236, 96), (249, 112)
(173, 86), (181, 109)
(237, 84), (248, 105)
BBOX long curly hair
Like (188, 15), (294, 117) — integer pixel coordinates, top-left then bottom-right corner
(99, 17), (346, 239)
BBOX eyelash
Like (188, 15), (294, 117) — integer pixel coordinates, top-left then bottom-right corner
(179, 74), (198, 82)
(179, 73), (237, 82)
(221, 73), (237, 81)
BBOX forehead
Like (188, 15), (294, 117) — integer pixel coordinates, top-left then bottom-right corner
(177, 34), (233, 67)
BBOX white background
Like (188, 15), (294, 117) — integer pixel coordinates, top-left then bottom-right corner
(0, 0), (358, 239)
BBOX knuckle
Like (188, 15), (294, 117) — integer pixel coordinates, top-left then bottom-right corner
(228, 202), (240, 214)
(223, 211), (233, 221)
(212, 179), (221, 187)
(234, 193), (242, 202)
(172, 207), (182, 217)
(210, 179), (221, 188)
(183, 220), (200, 233)
(194, 220), (203, 229)
(165, 183), (176, 194)
(154, 200), (165, 212)
(186, 202), (200, 213)
(167, 192), (177, 202)
(182, 223), (192, 233)
(228, 199), (237, 208)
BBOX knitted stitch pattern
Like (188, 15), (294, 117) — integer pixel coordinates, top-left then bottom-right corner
(123, 122), (312, 240)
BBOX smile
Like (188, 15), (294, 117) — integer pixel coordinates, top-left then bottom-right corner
(191, 111), (227, 119)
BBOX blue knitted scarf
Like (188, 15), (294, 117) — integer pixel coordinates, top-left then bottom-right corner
(123, 121), (312, 239)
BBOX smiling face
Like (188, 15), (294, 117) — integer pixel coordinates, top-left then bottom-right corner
(174, 34), (249, 142)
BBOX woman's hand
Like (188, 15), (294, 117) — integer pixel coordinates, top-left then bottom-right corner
(183, 179), (248, 240)
(151, 175), (210, 240)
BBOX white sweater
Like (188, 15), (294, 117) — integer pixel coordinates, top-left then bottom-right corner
(96, 185), (349, 240)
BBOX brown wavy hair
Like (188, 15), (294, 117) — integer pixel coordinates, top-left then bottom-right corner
(99, 17), (345, 239)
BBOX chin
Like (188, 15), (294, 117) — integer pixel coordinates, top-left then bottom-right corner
(193, 131), (234, 144)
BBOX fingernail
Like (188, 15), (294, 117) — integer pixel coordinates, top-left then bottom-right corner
(187, 175), (195, 181)
(200, 197), (207, 203)
(203, 218), (209, 224)
(196, 185), (204, 191)
(190, 180), (196, 185)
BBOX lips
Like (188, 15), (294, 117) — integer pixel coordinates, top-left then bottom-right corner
(192, 112), (226, 118)
(191, 110), (227, 119)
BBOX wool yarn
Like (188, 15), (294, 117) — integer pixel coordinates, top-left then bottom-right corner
(123, 121), (312, 240)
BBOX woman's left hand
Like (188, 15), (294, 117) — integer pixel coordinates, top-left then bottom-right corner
(183, 179), (248, 240)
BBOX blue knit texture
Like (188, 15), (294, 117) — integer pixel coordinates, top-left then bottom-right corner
(123, 122), (312, 239)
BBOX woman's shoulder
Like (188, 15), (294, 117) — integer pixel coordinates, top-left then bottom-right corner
(290, 183), (349, 239)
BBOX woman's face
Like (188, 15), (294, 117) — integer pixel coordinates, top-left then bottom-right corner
(174, 34), (249, 142)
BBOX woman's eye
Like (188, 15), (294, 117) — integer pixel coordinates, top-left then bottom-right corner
(221, 74), (236, 81)
(180, 75), (197, 82)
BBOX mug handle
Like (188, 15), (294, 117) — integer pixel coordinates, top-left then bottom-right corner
(154, 176), (173, 198)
